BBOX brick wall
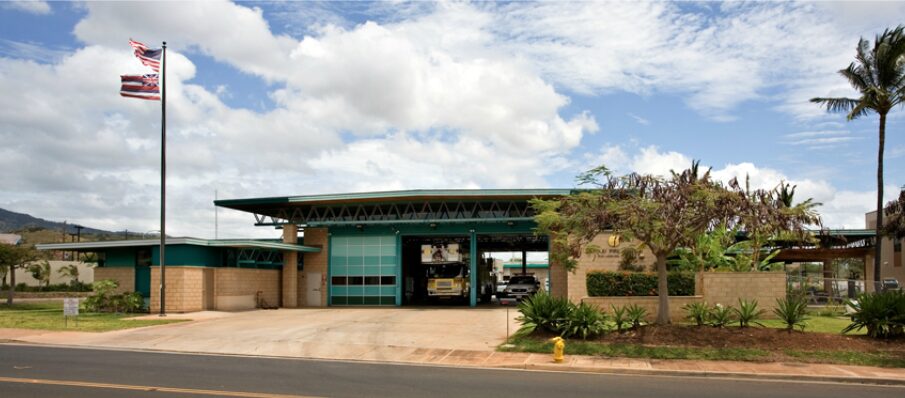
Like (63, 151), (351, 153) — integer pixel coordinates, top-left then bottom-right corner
(149, 266), (208, 313)
(282, 225), (299, 307)
(564, 233), (656, 302)
(701, 272), (786, 317)
(300, 228), (328, 307)
(93, 267), (135, 294)
(580, 272), (787, 321)
(214, 268), (279, 310)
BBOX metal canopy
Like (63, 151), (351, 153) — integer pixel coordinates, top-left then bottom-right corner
(215, 189), (574, 227)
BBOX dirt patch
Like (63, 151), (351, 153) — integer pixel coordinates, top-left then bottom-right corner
(600, 325), (905, 354)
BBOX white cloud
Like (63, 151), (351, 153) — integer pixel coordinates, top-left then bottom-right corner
(627, 113), (650, 126)
(2, 1), (50, 15)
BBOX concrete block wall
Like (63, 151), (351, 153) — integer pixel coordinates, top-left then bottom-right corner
(93, 267), (135, 294)
(214, 268), (279, 310)
(300, 228), (328, 307)
(564, 233), (656, 302)
(580, 272), (787, 321)
(701, 272), (786, 316)
(13, 261), (96, 287)
(582, 296), (704, 322)
(150, 266), (207, 313)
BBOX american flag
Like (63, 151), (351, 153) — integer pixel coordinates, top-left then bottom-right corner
(120, 74), (160, 101)
(129, 39), (161, 72)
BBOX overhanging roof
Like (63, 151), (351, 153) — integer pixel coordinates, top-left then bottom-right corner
(216, 189), (573, 208)
(215, 189), (575, 227)
(36, 238), (321, 253)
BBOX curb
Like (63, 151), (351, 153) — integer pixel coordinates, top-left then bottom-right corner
(510, 363), (905, 387)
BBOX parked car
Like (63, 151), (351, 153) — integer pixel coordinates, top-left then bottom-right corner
(500, 275), (540, 300)
(495, 280), (508, 295)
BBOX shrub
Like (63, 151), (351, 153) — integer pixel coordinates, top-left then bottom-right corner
(709, 304), (734, 328)
(83, 279), (144, 313)
(586, 271), (695, 297)
(612, 304), (628, 332)
(562, 302), (608, 339)
(774, 296), (809, 332)
(515, 291), (572, 336)
(624, 304), (648, 329)
(734, 299), (765, 328)
(683, 301), (709, 326)
(843, 291), (905, 339)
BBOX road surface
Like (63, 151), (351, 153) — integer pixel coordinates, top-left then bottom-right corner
(0, 344), (900, 398)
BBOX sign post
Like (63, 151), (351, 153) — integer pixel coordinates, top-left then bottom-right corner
(63, 298), (79, 328)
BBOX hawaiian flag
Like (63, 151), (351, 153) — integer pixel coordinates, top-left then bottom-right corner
(120, 74), (160, 101)
(129, 39), (161, 72)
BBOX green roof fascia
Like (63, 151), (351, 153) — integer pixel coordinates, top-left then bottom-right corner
(215, 188), (575, 208)
(306, 217), (537, 227)
(36, 238), (320, 253)
(502, 263), (549, 269)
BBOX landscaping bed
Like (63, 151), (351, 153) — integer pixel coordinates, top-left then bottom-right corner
(504, 324), (905, 368)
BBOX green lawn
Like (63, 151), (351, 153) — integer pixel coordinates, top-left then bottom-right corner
(759, 315), (862, 335)
(0, 301), (184, 332)
(501, 336), (905, 368)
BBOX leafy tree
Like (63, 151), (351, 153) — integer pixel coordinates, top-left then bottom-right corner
(58, 264), (80, 284)
(27, 261), (51, 290)
(811, 26), (905, 286)
(534, 162), (819, 325)
(883, 187), (905, 240)
(0, 244), (42, 305)
(534, 162), (736, 325)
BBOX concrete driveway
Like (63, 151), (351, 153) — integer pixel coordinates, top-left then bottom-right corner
(10, 307), (522, 361)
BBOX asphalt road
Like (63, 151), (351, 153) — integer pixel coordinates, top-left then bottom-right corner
(0, 344), (901, 398)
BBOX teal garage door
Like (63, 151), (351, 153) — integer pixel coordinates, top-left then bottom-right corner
(330, 235), (397, 306)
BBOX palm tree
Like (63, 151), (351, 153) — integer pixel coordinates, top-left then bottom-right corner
(811, 26), (905, 289)
(58, 264), (80, 285)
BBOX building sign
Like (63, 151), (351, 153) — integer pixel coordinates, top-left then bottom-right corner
(421, 243), (461, 263)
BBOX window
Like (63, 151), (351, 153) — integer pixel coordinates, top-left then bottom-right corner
(380, 276), (395, 285)
(136, 249), (151, 267)
(331, 276), (347, 285)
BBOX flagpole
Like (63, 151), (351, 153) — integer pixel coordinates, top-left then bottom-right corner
(159, 41), (167, 317)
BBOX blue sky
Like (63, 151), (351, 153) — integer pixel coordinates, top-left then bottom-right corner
(0, 1), (903, 238)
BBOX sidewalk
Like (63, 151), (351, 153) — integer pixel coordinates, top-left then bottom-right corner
(2, 326), (904, 386)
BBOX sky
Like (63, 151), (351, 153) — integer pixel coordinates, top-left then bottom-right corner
(1, 1), (904, 240)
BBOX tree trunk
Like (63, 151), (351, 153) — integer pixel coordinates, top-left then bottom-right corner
(874, 112), (886, 291)
(656, 253), (670, 325)
(6, 265), (14, 305)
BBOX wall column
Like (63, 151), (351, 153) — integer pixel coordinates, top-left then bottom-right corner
(282, 224), (299, 308)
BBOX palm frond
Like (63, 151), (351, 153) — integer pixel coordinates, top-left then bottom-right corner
(809, 97), (860, 114)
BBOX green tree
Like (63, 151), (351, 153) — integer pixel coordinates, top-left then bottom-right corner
(811, 26), (905, 287)
(883, 187), (905, 240)
(534, 162), (736, 325)
(0, 244), (41, 305)
(27, 261), (51, 290)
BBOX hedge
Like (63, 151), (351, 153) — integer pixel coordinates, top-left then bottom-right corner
(586, 271), (695, 297)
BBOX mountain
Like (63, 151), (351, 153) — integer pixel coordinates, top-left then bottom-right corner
(0, 207), (112, 235)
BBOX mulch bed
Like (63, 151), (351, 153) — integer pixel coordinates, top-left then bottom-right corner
(598, 325), (905, 354)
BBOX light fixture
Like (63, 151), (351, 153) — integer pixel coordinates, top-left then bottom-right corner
(608, 234), (621, 247)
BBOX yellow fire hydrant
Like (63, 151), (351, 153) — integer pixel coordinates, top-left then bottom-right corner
(550, 336), (565, 363)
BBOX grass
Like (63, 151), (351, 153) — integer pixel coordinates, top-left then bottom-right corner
(0, 301), (184, 332)
(501, 336), (770, 361)
(501, 336), (905, 368)
(756, 315), (863, 335)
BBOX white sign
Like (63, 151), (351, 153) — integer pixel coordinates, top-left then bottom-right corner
(421, 243), (461, 263)
(63, 298), (79, 316)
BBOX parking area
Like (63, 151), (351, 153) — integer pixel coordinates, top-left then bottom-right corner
(11, 307), (521, 360)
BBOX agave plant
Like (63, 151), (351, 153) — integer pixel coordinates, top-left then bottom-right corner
(734, 299), (765, 328)
(773, 296), (809, 332)
(624, 304), (648, 329)
(562, 302), (607, 339)
(843, 291), (905, 339)
(708, 304), (734, 328)
(515, 291), (572, 336)
(683, 301), (710, 326)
